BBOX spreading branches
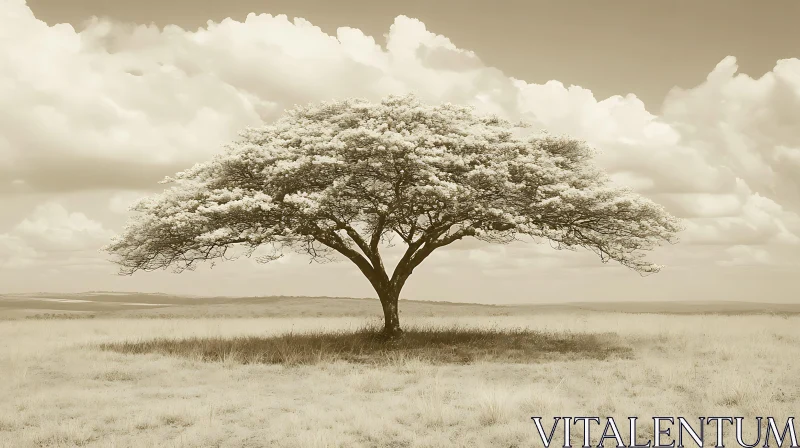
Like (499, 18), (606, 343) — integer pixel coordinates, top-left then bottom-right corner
(104, 94), (682, 295)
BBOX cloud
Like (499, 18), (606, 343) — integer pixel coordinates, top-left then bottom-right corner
(14, 202), (114, 251)
(661, 56), (800, 213)
(0, 202), (113, 269)
(0, 2), (268, 193)
(1, 1), (799, 274)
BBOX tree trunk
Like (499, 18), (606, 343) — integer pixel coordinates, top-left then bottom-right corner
(378, 288), (402, 338)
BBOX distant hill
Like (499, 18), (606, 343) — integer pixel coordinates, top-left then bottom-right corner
(1, 291), (798, 320)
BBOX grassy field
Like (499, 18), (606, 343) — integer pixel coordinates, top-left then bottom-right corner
(0, 295), (798, 447)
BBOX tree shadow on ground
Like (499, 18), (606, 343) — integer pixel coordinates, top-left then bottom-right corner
(98, 325), (633, 366)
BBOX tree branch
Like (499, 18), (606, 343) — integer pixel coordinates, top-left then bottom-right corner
(330, 219), (390, 286)
(369, 214), (386, 253)
(313, 229), (383, 288)
(388, 219), (476, 290)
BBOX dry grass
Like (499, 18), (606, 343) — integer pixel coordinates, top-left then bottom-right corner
(99, 324), (631, 366)
(0, 313), (798, 447)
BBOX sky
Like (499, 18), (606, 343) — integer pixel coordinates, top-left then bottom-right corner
(1, 0), (799, 303)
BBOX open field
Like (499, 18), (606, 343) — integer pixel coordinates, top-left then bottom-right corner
(0, 296), (798, 447)
(2, 292), (800, 320)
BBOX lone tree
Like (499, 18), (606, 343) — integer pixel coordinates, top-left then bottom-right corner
(105, 95), (681, 337)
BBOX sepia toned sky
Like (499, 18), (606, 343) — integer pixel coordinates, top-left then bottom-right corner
(1, 0), (799, 303)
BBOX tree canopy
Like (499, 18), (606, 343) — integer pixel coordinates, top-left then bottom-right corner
(105, 94), (682, 335)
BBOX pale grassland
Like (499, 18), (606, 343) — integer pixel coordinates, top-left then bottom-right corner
(0, 313), (798, 447)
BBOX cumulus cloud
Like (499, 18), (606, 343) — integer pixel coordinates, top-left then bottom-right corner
(14, 202), (114, 251)
(662, 56), (800, 212)
(0, 202), (112, 268)
(1, 0), (799, 274)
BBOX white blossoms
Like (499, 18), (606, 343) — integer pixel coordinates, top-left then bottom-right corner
(105, 94), (682, 276)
